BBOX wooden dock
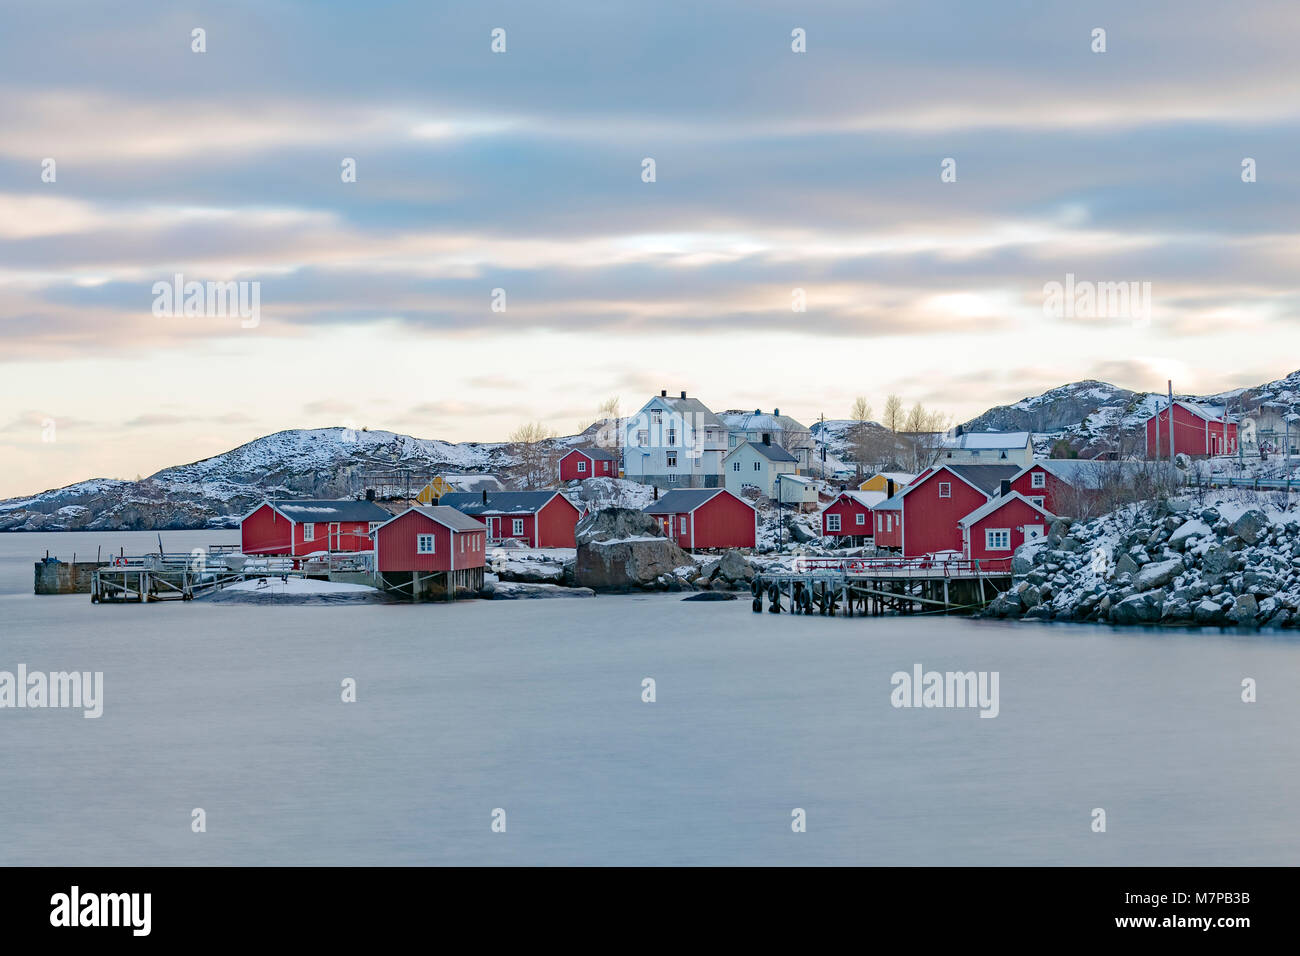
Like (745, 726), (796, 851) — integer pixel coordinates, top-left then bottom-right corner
(753, 556), (1013, 617)
(88, 551), (371, 603)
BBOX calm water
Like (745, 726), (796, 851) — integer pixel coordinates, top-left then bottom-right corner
(1, 530), (1298, 865)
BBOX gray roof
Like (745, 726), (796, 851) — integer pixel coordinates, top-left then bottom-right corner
(873, 494), (904, 511)
(269, 499), (392, 523)
(718, 409), (810, 433)
(643, 488), (737, 514)
(409, 505), (488, 532)
(739, 440), (798, 463)
(942, 431), (1031, 450)
(438, 491), (565, 515)
(941, 464), (1022, 495)
(442, 474), (505, 493)
(656, 395), (725, 428)
(568, 446), (618, 462)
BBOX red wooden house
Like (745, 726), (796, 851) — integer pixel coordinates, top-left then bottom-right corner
(821, 490), (885, 542)
(438, 491), (581, 548)
(372, 505), (487, 599)
(897, 464), (1019, 558)
(1145, 401), (1237, 458)
(873, 495), (904, 550)
(958, 492), (1055, 562)
(643, 488), (757, 551)
(240, 498), (393, 557)
(559, 446), (619, 482)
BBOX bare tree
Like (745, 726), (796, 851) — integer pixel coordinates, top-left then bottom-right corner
(509, 422), (560, 489)
(850, 396), (872, 422)
(882, 394), (905, 433)
(900, 404), (951, 472)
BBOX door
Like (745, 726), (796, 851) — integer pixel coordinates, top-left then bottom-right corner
(489, 517), (500, 541)
(329, 522), (341, 550)
(1023, 524), (1045, 544)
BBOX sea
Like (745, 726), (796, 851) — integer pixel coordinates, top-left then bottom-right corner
(1, 530), (1298, 865)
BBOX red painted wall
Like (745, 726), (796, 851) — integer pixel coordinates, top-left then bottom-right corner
(241, 504), (293, 555)
(536, 496), (581, 548)
(1146, 406), (1237, 458)
(652, 493), (756, 550)
(292, 519), (375, 555)
(376, 510), (486, 573)
(822, 496), (874, 538)
(964, 498), (1051, 562)
(902, 469), (989, 558)
(483, 513), (536, 546)
(874, 510), (902, 549)
(1008, 466), (1066, 514)
(559, 451), (615, 482)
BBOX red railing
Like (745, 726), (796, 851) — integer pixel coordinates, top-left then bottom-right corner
(789, 555), (1013, 576)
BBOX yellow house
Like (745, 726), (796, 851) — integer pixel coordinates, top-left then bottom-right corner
(415, 474), (504, 503)
(858, 471), (916, 493)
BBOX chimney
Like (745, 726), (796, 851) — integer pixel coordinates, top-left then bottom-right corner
(955, 424), (964, 436)
(886, 478), (895, 498)
(653, 486), (659, 501)
(365, 488), (376, 501)
(754, 408), (760, 415)
(680, 390), (686, 399)
(482, 489), (489, 505)
(999, 479), (1011, 497)
(660, 389), (667, 397)
(774, 408), (780, 416)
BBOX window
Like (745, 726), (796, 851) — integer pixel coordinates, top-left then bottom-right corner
(938, 482), (951, 498)
(368, 522), (381, 533)
(417, 534), (435, 554)
(666, 452), (678, 468)
(667, 474), (678, 484)
(680, 516), (688, 535)
(888, 515), (894, 531)
(985, 529), (1011, 551)
(999, 450), (1008, 459)
(970, 450), (980, 458)
(827, 514), (841, 532)
(304, 523), (315, 541)
(460, 535), (465, 552)
(636, 430), (649, 445)
(577, 460), (587, 473)
(1029, 496), (1045, 508)
(753, 461), (761, 471)
(512, 518), (525, 537)
(1031, 471), (1046, 489)
(729, 435), (738, 447)
(732, 461), (741, 472)
(855, 513), (865, 525)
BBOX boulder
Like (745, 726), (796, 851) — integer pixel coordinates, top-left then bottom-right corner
(1111, 591), (1164, 625)
(1201, 545), (1238, 575)
(1134, 557), (1183, 592)
(490, 582), (596, 600)
(1115, 553), (1139, 578)
(1193, 599), (1227, 625)
(1231, 509), (1269, 545)
(575, 507), (665, 544)
(682, 591), (738, 602)
(1229, 594), (1259, 626)
(1168, 519), (1210, 551)
(575, 535), (695, 592)
(709, 549), (756, 588)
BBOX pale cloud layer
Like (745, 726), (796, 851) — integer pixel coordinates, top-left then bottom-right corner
(1, 0), (1298, 496)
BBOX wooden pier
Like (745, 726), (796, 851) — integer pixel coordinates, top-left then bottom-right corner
(88, 551), (372, 603)
(752, 556), (1013, 617)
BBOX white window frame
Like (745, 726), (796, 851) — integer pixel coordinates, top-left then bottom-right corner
(679, 516), (688, 535)
(512, 518), (525, 537)
(417, 534), (435, 554)
(1031, 471), (1046, 489)
(985, 528), (1011, 551)
(732, 461), (741, 472)
(368, 522), (381, 534)
(827, 514), (841, 532)
(1029, 496), (1045, 508)
(666, 451), (678, 468)
(577, 459), (586, 473)
(303, 523), (315, 541)
(753, 461), (761, 471)
(938, 482), (951, 498)
(855, 513), (865, 526)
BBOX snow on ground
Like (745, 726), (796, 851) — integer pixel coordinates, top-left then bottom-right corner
(225, 576), (378, 593)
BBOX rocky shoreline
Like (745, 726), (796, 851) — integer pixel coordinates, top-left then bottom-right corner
(985, 498), (1300, 629)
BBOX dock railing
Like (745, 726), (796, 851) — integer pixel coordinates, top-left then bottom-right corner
(789, 555), (1014, 577)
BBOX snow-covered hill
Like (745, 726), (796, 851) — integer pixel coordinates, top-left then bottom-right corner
(0, 428), (519, 531)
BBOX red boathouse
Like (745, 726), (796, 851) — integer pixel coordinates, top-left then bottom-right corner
(240, 498), (393, 557)
(643, 488), (757, 551)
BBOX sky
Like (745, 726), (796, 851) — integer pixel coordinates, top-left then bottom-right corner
(2, 0), (1299, 498)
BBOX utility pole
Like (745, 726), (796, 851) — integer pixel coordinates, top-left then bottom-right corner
(1167, 380), (1175, 464)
